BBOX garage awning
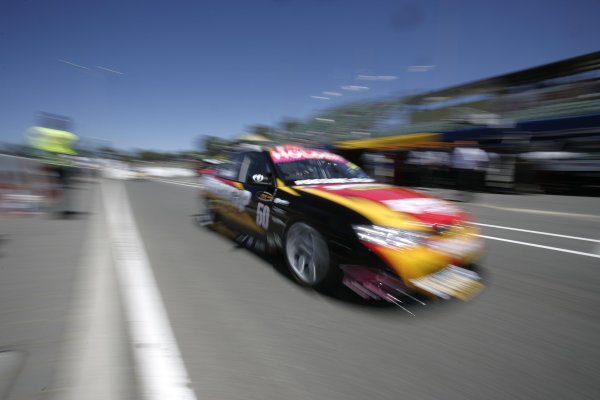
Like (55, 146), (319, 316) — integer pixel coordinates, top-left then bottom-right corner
(334, 132), (440, 150)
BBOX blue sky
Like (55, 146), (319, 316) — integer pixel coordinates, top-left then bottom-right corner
(1, 0), (599, 151)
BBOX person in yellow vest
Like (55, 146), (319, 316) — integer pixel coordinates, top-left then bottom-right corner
(28, 126), (79, 217)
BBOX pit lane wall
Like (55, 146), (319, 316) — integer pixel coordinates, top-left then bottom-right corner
(0, 154), (55, 214)
(0, 156), (198, 214)
(101, 160), (196, 180)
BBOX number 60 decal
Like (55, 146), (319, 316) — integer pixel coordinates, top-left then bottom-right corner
(256, 202), (270, 229)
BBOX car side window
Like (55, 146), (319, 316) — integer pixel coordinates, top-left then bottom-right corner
(217, 152), (245, 181)
(240, 152), (272, 184)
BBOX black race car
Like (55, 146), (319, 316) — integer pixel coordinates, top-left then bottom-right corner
(200, 145), (484, 305)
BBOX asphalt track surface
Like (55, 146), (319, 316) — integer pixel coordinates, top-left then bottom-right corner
(1, 178), (599, 399)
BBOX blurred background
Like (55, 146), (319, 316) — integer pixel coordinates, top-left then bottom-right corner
(1, 1), (599, 400)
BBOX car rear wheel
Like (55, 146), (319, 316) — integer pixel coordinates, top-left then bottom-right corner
(284, 222), (336, 288)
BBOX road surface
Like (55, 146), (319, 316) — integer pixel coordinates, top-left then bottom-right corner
(1, 178), (599, 399)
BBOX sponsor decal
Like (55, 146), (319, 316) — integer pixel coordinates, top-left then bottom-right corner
(256, 191), (273, 202)
(427, 236), (483, 257)
(203, 175), (251, 212)
(410, 265), (483, 301)
(382, 198), (461, 215)
(252, 174), (265, 183)
(256, 203), (270, 229)
(294, 178), (375, 186)
(321, 183), (389, 191)
(273, 198), (290, 206)
(270, 146), (346, 164)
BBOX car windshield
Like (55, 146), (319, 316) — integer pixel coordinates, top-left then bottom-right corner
(274, 158), (372, 185)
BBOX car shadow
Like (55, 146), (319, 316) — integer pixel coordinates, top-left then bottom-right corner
(50, 211), (92, 220)
(191, 215), (490, 317)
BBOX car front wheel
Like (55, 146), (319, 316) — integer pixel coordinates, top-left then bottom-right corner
(284, 222), (336, 288)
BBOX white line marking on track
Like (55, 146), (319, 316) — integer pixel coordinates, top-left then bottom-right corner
(153, 178), (202, 188)
(471, 203), (600, 220)
(477, 234), (600, 259)
(473, 222), (600, 243)
(102, 181), (198, 400)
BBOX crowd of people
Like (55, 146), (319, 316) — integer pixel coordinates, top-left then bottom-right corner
(361, 145), (491, 201)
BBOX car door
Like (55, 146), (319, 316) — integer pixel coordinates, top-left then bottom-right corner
(212, 151), (251, 229)
(237, 151), (276, 238)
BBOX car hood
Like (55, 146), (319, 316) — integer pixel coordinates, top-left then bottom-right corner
(294, 182), (468, 229)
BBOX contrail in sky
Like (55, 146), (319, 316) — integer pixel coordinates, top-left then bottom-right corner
(57, 58), (90, 70)
(96, 66), (124, 75)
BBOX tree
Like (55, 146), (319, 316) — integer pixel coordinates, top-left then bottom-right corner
(280, 118), (301, 133)
(196, 135), (232, 156)
(98, 146), (126, 160)
(247, 124), (273, 140)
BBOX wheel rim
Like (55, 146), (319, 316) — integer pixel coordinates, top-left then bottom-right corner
(286, 224), (324, 284)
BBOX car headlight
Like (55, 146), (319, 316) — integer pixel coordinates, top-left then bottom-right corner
(352, 225), (429, 248)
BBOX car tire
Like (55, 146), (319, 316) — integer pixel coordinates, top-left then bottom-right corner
(284, 222), (338, 289)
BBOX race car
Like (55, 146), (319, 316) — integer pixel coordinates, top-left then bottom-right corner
(200, 144), (485, 306)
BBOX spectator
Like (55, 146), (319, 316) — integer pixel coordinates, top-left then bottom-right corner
(451, 144), (489, 200)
